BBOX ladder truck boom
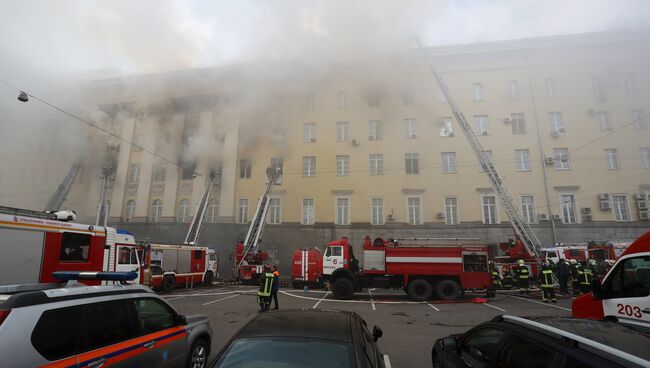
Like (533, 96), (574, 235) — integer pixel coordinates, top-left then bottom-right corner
(45, 163), (81, 211)
(237, 167), (281, 268)
(417, 41), (543, 262)
(184, 171), (217, 245)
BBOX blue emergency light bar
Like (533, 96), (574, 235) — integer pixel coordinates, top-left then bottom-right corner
(52, 271), (138, 282)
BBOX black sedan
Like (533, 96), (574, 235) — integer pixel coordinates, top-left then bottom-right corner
(432, 315), (650, 368)
(212, 309), (385, 368)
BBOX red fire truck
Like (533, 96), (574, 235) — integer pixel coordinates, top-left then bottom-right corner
(572, 231), (650, 333)
(495, 238), (539, 281)
(234, 241), (270, 283)
(326, 236), (491, 301)
(291, 248), (323, 288)
(141, 242), (217, 292)
(587, 240), (632, 262)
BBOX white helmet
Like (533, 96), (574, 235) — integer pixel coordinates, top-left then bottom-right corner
(589, 259), (597, 266)
(517, 259), (525, 265)
(606, 259), (615, 266)
(569, 259), (577, 265)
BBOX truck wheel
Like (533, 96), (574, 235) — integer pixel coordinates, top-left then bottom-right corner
(203, 271), (214, 286)
(407, 279), (432, 301)
(162, 275), (175, 293)
(436, 279), (461, 300)
(332, 278), (355, 300)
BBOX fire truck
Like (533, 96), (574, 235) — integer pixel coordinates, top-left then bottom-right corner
(572, 231), (650, 333)
(587, 240), (632, 262)
(234, 241), (269, 283)
(290, 247), (323, 288)
(326, 236), (491, 301)
(542, 244), (588, 264)
(495, 238), (539, 280)
(0, 206), (140, 286)
(141, 242), (217, 292)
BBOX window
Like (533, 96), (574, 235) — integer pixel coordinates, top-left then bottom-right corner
(303, 123), (316, 143)
(32, 305), (83, 360)
(82, 300), (138, 353)
(604, 149), (620, 170)
(612, 195), (630, 222)
(407, 197), (421, 225)
(548, 112), (565, 133)
(405, 153), (419, 175)
(402, 92), (414, 106)
(521, 195), (536, 223)
(439, 117), (453, 137)
(206, 197), (219, 223)
(337, 91), (347, 109)
(336, 121), (349, 142)
(238, 199), (248, 224)
(118, 246), (138, 265)
(270, 158), (283, 184)
(439, 152), (457, 175)
(473, 115), (489, 135)
(151, 199), (163, 222)
(302, 198), (314, 225)
(641, 148), (650, 169)
(59, 232), (91, 262)
(593, 76), (607, 101)
(508, 80), (520, 100)
(181, 162), (195, 180)
(359, 321), (379, 367)
(336, 198), (350, 225)
(560, 194), (577, 224)
(369, 154), (383, 176)
(511, 113), (526, 135)
(129, 164), (140, 183)
(632, 110), (647, 130)
(502, 335), (555, 368)
(126, 200), (136, 221)
(624, 73), (638, 94)
(545, 78), (557, 98)
(132, 298), (175, 334)
(336, 155), (350, 176)
(482, 196), (497, 224)
(460, 328), (506, 364)
(598, 111), (612, 131)
(368, 120), (382, 140)
(269, 198), (281, 224)
(371, 198), (384, 225)
(177, 199), (190, 222)
(445, 197), (458, 225)
(553, 148), (570, 170)
(152, 163), (166, 181)
(403, 119), (417, 139)
(605, 256), (650, 298)
(515, 149), (531, 171)
(472, 83), (484, 101)
(302, 156), (316, 177)
(478, 150), (492, 173)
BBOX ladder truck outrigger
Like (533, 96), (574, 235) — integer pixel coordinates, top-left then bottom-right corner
(417, 41), (545, 267)
(234, 167), (282, 283)
(140, 171), (219, 292)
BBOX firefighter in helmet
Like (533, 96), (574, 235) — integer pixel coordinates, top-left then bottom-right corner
(580, 260), (594, 294)
(501, 264), (513, 290)
(487, 260), (501, 297)
(569, 259), (581, 295)
(515, 259), (530, 294)
(605, 259), (615, 273)
(539, 260), (557, 303)
(257, 266), (275, 312)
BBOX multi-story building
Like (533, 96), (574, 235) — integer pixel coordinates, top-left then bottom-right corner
(3, 30), (649, 272)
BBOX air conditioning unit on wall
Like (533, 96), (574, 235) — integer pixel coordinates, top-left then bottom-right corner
(600, 200), (611, 210)
(583, 214), (593, 222)
(634, 192), (647, 200)
(539, 213), (548, 221)
(639, 211), (649, 220)
(545, 157), (555, 165)
(552, 214), (562, 220)
(598, 193), (610, 200)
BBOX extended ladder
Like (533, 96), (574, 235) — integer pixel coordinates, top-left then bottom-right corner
(418, 42), (543, 262)
(0, 206), (57, 220)
(45, 163), (81, 211)
(237, 167), (281, 268)
(184, 171), (217, 245)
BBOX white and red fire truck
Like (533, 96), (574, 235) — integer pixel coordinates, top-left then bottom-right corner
(0, 206), (140, 287)
(325, 236), (491, 301)
(587, 240), (632, 262)
(572, 230), (650, 333)
(291, 247), (323, 288)
(542, 244), (588, 264)
(141, 242), (217, 292)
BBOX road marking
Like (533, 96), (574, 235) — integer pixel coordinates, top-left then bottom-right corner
(512, 296), (572, 311)
(369, 289), (376, 311)
(383, 355), (392, 368)
(203, 294), (239, 306)
(164, 296), (185, 301)
(427, 303), (440, 311)
(484, 303), (506, 312)
(312, 291), (331, 309)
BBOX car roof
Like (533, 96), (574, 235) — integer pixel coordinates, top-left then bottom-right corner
(498, 316), (650, 366)
(235, 309), (355, 343)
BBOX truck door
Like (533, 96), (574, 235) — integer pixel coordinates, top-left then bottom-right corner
(323, 246), (344, 275)
(600, 254), (650, 331)
(116, 245), (141, 284)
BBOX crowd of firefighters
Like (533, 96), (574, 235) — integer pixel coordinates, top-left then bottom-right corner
(488, 258), (616, 302)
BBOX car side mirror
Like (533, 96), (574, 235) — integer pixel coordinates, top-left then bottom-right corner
(372, 326), (383, 341)
(175, 314), (188, 326)
(441, 337), (458, 351)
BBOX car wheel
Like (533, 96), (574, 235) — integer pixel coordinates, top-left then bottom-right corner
(407, 279), (433, 301)
(162, 275), (175, 292)
(187, 338), (209, 368)
(332, 278), (355, 300)
(203, 271), (214, 286)
(66, 215), (73, 221)
(436, 279), (461, 300)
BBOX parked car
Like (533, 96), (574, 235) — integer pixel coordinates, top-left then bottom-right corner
(46, 209), (77, 221)
(0, 271), (212, 368)
(431, 315), (650, 368)
(212, 309), (386, 368)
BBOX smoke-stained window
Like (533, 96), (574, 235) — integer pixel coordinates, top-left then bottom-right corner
(403, 119), (417, 139)
(152, 163), (166, 181)
(302, 156), (316, 177)
(268, 198), (281, 224)
(239, 159), (252, 179)
(520, 196), (536, 223)
(368, 120), (382, 140)
(472, 83), (484, 102)
(369, 154), (383, 176)
(441, 152), (456, 173)
(405, 153), (419, 175)
(553, 148), (571, 170)
(335, 197), (350, 225)
(511, 113), (526, 135)
(598, 111), (612, 131)
(177, 199), (190, 223)
(181, 163), (196, 180)
(238, 199), (248, 224)
(206, 197), (219, 223)
(439, 117), (453, 137)
(337, 91), (348, 109)
(336, 121), (349, 142)
(125, 200), (136, 221)
(604, 149), (620, 170)
(545, 78), (558, 98)
(632, 110), (647, 130)
(473, 115), (489, 135)
(371, 198), (384, 225)
(548, 112), (565, 133)
(129, 164), (140, 183)
(270, 158), (283, 184)
(303, 123), (316, 142)
(151, 200), (163, 222)
(508, 80), (520, 100)
(481, 196), (497, 224)
(407, 197), (421, 225)
(445, 197), (458, 225)
(302, 198), (314, 225)
(336, 155), (349, 176)
(515, 149), (531, 171)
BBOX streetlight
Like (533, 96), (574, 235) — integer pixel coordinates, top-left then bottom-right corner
(17, 91), (28, 102)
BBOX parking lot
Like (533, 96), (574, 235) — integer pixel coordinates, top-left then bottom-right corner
(163, 283), (574, 368)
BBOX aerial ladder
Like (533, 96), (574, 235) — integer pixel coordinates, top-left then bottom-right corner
(45, 162), (81, 211)
(417, 41), (543, 263)
(184, 171), (218, 245)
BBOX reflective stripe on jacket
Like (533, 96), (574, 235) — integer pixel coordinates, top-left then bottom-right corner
(518, 267), (529, 279)
(541, 269), (553, 288)
(258, 272), (274, 297)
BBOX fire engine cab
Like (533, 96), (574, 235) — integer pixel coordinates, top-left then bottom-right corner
(572, 231), (650, 333)
(326, 236), (491, 301)
(141, 243), (217, 292)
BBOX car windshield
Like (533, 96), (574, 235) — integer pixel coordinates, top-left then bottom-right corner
(214, 337), (354, 368)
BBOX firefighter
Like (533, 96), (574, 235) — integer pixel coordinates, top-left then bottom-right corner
(580, 260), (593, 294)
(501, 264), (513, 290)
(271, 269), (280, 310)
(555, 259), (569, 294)
(257, 266), (274, 312)
(604, 259), (615, 273)
(569, 259), (581, 295)
(539, 260), (557, 303)
(487, 261), (501, 297)
(515, 259), (530, 294)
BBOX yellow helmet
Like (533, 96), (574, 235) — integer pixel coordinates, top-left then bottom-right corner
(517, 259), (525, 265)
